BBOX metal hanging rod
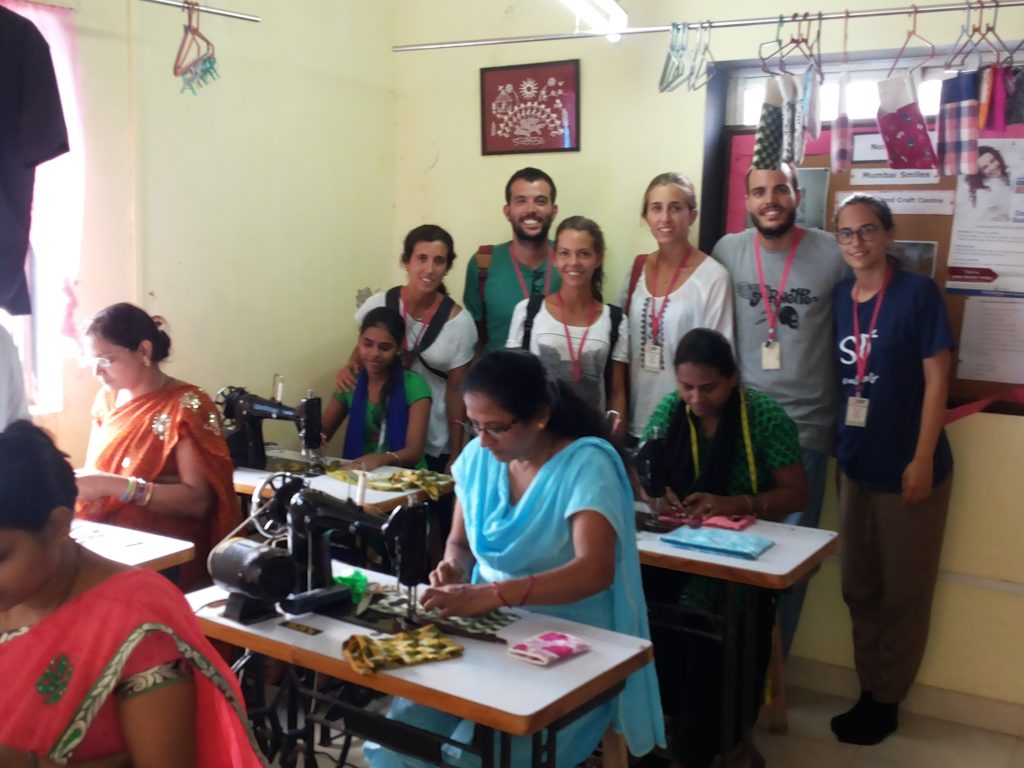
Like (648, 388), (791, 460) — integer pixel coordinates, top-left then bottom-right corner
(393, 0), (1024, 51)
(139, 0), (259, 23)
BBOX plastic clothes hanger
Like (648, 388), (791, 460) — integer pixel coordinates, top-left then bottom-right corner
(173, 2), (216, 78)
(758, 16), (786, 75)
(688, 22), (717, 91)
(887, 5), (937, 78)
(659, 23), (690, 93)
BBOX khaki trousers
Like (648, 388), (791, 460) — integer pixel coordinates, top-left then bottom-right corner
(838, 470), (952, 703)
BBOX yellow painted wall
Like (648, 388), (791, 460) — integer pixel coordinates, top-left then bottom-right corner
(37, 0), (1024, 706)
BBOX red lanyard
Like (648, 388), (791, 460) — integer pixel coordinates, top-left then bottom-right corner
(510, 243), (552, 300)
(400, 289), (441, 352)
(648, 245), (691, 340)
(555, 292), (600, 383)
(852, 268), (892, 396)
(754, 229), (803, 342)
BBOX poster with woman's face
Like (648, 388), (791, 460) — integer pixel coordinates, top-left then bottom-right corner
(955, 139), (1022, 224)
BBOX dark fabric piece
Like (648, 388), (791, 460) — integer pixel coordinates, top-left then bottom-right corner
(664, 387), (742, 499)
(342, 367), (409, 460)
(0, 7), (69, 315)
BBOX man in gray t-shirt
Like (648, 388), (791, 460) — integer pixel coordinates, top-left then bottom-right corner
(712, 164), (848, 654)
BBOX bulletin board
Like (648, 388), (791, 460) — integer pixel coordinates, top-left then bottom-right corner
(720, 123), (1024, 414)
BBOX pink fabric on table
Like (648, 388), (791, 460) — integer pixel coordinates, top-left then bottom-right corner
(509, 631), (590, 666)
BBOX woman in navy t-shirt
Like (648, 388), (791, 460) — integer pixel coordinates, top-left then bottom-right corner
(829, 193), (954, 747)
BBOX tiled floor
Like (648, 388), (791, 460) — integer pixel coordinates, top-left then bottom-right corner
(272, 687), (1022, 767)
(753, 688), (1022, 768)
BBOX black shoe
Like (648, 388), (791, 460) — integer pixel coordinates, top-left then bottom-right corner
(832, 693), (898, 746)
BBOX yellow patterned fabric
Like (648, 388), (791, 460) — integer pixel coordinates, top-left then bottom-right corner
(342, 624), (462, 676)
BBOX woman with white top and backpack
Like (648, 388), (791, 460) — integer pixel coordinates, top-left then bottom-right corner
(506, 216), (628, 438)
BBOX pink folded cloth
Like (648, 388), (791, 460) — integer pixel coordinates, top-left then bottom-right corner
(703, 514), (756, 531)
(509, 631), (590, 666)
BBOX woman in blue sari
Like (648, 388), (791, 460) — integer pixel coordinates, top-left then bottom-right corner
(365, 349), (664, 768)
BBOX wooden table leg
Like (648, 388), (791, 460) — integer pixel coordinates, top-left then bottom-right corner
(764, 617), (788, 734)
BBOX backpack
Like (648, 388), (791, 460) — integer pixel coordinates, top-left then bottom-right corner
(520, 294), (624, 389)
(624, 254), (647, 314)
(384, 286), (455, 380)
(474, 245), (494, 345)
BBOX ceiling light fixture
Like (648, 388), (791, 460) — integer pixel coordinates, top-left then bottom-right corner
(559, 0), (628, 43)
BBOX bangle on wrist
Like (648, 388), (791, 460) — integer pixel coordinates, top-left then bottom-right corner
(119, 476), (137, 502)
(140, 480), (155, 507)
(519, 574), (536, 606)
(491, 581), (511, 608)
(386, 451), (400, 464)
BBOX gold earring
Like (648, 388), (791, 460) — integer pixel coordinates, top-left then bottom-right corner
(143, 357), (151, 367)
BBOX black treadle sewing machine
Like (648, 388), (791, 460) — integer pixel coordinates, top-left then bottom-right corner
(217, 385), (323, 473)
(208, 472), (434, 627)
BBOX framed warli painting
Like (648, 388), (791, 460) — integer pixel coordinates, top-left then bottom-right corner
(480, 59), (580, 155)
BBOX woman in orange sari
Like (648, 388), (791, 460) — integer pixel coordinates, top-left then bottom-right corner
(75, 303), (239, 589)
(0, 421), (264, 767)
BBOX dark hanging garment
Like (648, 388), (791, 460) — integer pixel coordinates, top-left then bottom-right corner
(0, 7), (69, 316)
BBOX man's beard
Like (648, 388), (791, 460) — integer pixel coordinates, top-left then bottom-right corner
(512, 218), (553, 245)
(753, 208), (797, 240)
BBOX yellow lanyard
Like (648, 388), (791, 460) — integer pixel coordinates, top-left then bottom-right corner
(686, 388), (758, 495)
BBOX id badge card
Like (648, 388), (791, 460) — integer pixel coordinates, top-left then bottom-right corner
(761, 340), (781, 370)
(642, 343), (663, 372)
(845, 396), (869, 427)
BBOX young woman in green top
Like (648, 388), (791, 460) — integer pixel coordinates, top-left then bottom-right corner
(639, 328), (807, 768)
(323, 307), (431, 470)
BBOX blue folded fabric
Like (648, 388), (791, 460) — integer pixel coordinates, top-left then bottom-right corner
(659, 526), (775, 560)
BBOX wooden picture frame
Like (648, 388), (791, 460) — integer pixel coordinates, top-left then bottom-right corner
(480, 59), (580, 155)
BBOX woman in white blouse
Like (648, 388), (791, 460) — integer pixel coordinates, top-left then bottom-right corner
(618, 172), (734, 440)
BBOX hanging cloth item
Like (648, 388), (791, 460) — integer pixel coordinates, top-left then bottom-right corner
(831, 71), (853, 172)
(777, 72), (805, 164)
(1005, 68), (1024, 126)
(751, 76), (784, 170)
(936, 71), (980, 177)
(876, 75), (937, 170)
(803, 66), (822, 140)
(978, 67), (994, 129)
(985, 67), (1008, 132)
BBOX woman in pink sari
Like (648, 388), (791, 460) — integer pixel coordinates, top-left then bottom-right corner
(0, 421), (265, 767)
(75, 303), (240, 589)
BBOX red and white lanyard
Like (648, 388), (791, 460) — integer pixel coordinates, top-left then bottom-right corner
(400, 289), (441, 352)
(510, 244), (553, 300)
(852, 268), (892, 396)
(556, 292), (601, 383)
(754, 229), (803, 343)
(648, 245), (691, 340)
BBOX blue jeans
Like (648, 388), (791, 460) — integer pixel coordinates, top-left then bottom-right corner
(777, 448), (828, 656)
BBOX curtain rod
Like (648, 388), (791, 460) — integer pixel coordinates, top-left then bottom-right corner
(138, 0), (259, 23)
(393, 0), (1024, 51)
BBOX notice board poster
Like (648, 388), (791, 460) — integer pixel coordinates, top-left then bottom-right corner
(947, 139), (1024, 296)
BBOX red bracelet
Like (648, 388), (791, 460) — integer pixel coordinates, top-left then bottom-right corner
(491, 581), (511, 608)
(519, 574), (536, 606)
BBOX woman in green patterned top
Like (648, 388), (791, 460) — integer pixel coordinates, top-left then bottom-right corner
(639, 328), (807, 768)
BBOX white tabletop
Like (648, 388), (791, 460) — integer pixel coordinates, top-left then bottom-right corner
(188, 579), (651, 736)
(233, 450), (452, 516)
(636, 519), (838, 590)
(72, 519), (195, 571)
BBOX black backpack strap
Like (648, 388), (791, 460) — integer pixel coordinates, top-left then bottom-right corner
(476, 246), (494, 346)
(605, 304), (624, 387)
(415, 296), (455, 355)
(521, 295), (545, 350)
(385, 285), (402, 312)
